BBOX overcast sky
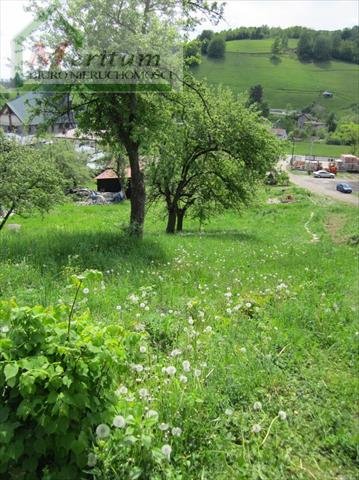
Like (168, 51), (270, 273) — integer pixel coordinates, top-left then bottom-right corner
(1, 0), (358, 79)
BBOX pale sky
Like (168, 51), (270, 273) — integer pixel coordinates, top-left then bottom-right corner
(1, 0), (358, 79)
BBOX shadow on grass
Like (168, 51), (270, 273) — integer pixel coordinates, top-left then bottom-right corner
(313, 60), (332, 70)
(269, 55), (282, 65)
(177, 229), (258, 242)
(0, 230), (167, 270)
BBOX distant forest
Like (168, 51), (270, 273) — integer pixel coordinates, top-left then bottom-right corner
(200, 25), (359, 64)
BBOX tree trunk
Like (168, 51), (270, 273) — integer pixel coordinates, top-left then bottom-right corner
(176, 208), (186, 232)
(166, 206), (177, 234)
(122, 92), (145, 238)
(127, 142), (145, 237)
(0, 204), (15, 232)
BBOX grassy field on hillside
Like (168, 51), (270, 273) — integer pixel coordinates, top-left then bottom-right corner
(285, 141), (354, 157)
(193, 52), (358, 114)
(1, 187), (358, 478)
(226, 38), (298, 53)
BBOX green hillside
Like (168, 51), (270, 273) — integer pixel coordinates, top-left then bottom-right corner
(226, 38), (298, 53)
(192, 40), (358, 115)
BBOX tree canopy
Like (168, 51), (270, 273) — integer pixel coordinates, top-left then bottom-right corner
(147, 79), (282, 233)
(0, 133), (64, 232)
(28, 0), (225, 237)
(207, 36), (226, 59)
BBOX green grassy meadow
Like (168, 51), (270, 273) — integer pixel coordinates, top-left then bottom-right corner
(192, 43), (358, 114)
(226, 38), (298, 53)
(1, 186), (358, 478)
(285, 141), (353, 158)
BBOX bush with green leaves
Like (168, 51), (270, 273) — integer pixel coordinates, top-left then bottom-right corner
(0, 270), (126, 480)
(0, 132), (65, 232)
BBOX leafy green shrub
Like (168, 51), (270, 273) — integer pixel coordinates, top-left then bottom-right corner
(0, 271), (125, 480)
(265, 169), (290, 186)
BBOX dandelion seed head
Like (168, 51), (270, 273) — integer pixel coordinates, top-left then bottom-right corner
(113, 415), (126, 428)
(96, 423), (110, 439)
(161, 444), (172, 460)
(116, 385), (128, 396)
(164, 366), (176, 376)
(83, 288), (89, 295)
(278, 410), (287, 421)
(182, 360), (191, 372)
(171, 427), (182, 436)
(170, 348), (182, 357)
(87, 453), (97, 467)
(139, 388), (149, 399)
(252, 424), (262, 434)
(159, 423), (169, 431)
(253, 401), (262, 411)
(146, 409), (158, 419)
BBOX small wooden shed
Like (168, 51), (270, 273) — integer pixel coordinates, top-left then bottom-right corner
(95, 169), (122, 193)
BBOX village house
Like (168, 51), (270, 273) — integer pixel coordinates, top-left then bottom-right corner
(0, 92), (74, 135)
(297, 113), (325, 130)
(271, 128), (288, 140)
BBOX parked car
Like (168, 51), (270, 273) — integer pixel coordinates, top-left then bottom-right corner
(313, 170), (335, 178)
(336, 182), (352, 193)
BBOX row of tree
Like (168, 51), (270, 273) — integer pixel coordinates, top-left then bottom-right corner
(197, 25), (359, 64)
(297, 29), (359, 63)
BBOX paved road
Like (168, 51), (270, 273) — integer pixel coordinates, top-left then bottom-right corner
(281, 159), (359, 206)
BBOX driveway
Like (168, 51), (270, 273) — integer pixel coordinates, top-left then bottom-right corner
(281, 159), (359, 206)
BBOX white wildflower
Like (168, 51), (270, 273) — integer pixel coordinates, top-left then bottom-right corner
(115, 385), (128, 396)
(96, 424), (110, 439)
(170, 348), (182, 357)
(139, 388), (149, 399)
(278, 410), (287, 421)
(204, 326), (212, 333)
(146, 410), (158, 420)
(182, 360), (191, 372)
(194, 369), (201, 378)
(253, 401), (262, 411)
(159, 423), (169, 431)
(132, 364), (144, 373)
(140, 302), (146, 308)
(164, 366), (176, 376)
(225, 408), (234, 416)
(251, 424), (262, 434)
(116, 305), (122, 311)
(245, 302), (252, 308)
(179, 374), (188, 383)
(83, 288), (90, 295)
(140, 345), (147, 353)
(161, 444), (172, 460)
(87, 453), (97, 467)
(113, 415), (126, 428)
(171, 427), (182, 436)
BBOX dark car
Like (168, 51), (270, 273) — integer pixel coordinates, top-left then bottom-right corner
(336, 182), (352, 194)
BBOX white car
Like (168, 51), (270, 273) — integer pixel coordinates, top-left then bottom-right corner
(313, 170), (335, 178)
